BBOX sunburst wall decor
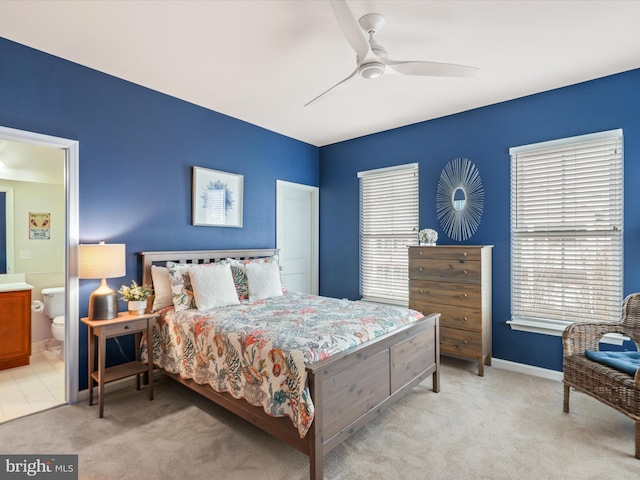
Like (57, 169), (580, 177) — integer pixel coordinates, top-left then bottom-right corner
(436, 157), (484, 241)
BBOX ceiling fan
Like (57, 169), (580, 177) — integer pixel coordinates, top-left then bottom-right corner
(305, 0), (478, 107)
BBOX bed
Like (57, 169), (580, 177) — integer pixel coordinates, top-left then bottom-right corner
(140, 249), (440, 480)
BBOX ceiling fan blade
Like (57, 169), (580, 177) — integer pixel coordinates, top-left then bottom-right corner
(330, 0), (371, 62)
(386, 60), (478, 77)
(304, 67), (359, 107)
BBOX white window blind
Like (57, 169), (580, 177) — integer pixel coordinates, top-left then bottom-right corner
(510, 130), (623, 327)
(358, 163), (418, 305)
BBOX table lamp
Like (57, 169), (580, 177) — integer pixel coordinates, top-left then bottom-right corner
(79, 241), (126, 320)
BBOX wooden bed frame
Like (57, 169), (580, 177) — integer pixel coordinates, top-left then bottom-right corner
(141, 249), (440, 480)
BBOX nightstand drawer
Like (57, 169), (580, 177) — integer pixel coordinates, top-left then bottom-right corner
(103, 318), (148, 337)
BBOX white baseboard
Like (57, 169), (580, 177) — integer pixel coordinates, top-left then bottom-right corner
(492, 358), (563, 382)
(32, 339), (62, 354)
(32, 341), (47, 353)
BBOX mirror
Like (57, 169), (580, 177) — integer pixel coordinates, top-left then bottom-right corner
(436, 157), (484, 241)
(452, 187), (466, 212)
(0, 191), (6, 272)
(0, 139), (65, 274)
(0, 187), (14, 274)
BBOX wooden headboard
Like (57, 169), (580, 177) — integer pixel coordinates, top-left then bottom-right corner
(140, 248), (279, 310)
(140, 248), (279, 286)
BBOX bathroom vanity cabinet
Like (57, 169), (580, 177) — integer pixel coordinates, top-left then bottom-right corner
(0, 289), (32, 370)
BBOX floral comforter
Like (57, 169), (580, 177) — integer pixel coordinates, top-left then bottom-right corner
(141, 292), (423, 437)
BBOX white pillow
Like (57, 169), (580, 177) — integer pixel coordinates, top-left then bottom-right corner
(188, 263), (240, 310)
(151, 265), (173, 311)
(246, 260), (284, 301)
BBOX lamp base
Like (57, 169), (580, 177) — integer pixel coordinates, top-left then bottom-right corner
(88, 281), (118, 320)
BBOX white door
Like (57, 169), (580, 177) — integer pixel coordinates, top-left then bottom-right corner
(276, 180), (318, 295)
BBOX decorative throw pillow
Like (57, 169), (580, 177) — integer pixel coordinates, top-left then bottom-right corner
(166, 261), (197, 311)
(227, 256), (283, 300)
(228, 261), (249, 299)
(188, 263), (240, 310)
(150, 265), (173, 311)
(246, 260), (284, 301)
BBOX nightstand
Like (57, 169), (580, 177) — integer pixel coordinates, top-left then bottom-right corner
(81, 312), (158, 418)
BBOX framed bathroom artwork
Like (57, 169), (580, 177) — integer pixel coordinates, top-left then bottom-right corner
(192, 167), (244, 227)
(29, 212), (51, 239)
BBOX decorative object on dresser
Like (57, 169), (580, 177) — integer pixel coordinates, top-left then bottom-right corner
(436, 157), (484, 241)
(409, 245), (492, 376)
(78, 241), (126, 320)
(418, 228), (438, 246)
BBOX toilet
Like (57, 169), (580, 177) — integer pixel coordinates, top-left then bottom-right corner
(41, 286), (65, 358)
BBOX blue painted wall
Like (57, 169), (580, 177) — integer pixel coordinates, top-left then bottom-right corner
(0, 38), (319, 388)
(319, 68), (640, 371)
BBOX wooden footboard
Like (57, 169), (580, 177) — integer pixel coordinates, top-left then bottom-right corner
(306, 312), (440, 479)
(162, 312), (439, 480)
(140, 249), (440, 480)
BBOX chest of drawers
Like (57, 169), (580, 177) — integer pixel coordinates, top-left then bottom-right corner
(408, 245), (492, 376)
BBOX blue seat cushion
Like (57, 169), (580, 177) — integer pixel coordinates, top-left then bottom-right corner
(584, 350), (640, 376)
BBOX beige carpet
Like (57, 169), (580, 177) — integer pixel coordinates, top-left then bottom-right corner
(0, 357), (638, 479)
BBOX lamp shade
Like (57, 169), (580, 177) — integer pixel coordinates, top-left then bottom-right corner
(79, 242), (126, 320)
(78, 243), (126, 279)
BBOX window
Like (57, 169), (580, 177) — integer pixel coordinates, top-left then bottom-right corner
(358, 163), (418, 305)
(509, 130), (623, 335)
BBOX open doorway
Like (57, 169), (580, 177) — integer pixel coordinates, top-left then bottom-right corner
(0, 126), (79, 422)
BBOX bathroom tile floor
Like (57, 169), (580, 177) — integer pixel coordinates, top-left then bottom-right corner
(0, 350), (65, 424)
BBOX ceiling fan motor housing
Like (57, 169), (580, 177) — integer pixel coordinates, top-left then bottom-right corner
(359, 62), (386, 79)
(358, 13), (387, 79)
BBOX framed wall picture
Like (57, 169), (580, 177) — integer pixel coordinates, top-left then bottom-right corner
(192, 167), (244, 227)
(29, 212), (51, 239)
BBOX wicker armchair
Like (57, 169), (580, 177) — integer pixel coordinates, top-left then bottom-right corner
(563, 293), (640, 459)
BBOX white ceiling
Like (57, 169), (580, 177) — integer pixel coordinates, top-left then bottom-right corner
(0, 139), (65, 184)
(1, 1), (640, 147)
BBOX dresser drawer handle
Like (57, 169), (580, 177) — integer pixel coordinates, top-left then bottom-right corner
(463, 293), (468, 298)
(463, 317), (468, 321)
(464, 340), (469, 344)
(463, 252), (468, 257)
(419, 267), (424, 271)
(124, 325), (130, 330)
(419, 251), (423, 256)
(419, 289), (424, 294)
(463, 269), (468, 274)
